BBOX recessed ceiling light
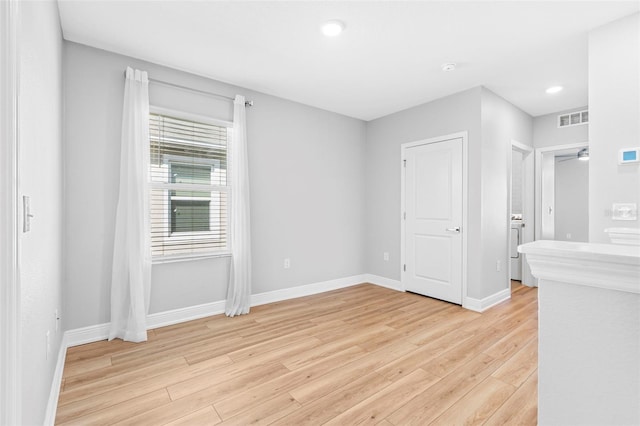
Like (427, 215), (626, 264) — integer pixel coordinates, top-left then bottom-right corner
(321, 20), (345, 37)
(441, 63), (457, 72)
(546, 86), (563, 94)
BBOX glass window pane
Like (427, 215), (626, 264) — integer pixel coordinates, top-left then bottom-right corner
(171, 200), (210, 233)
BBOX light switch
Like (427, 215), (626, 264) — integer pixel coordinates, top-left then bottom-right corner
(612, 203), (637, 221)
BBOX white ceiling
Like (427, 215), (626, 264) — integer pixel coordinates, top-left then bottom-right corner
(57, 1), (639, 121)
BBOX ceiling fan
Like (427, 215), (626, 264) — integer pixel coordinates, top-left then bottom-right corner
(556, 148), (589, 162)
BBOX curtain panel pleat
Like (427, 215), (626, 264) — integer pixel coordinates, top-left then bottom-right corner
(109, 67), (152, 342)
(225, 95), (252, 317)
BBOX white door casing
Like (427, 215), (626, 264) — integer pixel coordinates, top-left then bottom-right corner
(0, 0), (21, 424)
(402, 134), (465, 305)
(510, 140), (535, 287)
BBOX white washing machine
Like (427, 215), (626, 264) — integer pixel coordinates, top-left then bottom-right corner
(510, 220), (523, 281)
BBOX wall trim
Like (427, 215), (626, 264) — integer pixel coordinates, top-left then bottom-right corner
(43, 334), (67, 426)
(147, 300), (227, 330)
(464, 288), (511, 312)
(0, 1), (21, 425)
(64, 274), (371, 347)
(362, 274), (403, 291)
(49, 274), (399, 423)
(250, 274), (367, 307)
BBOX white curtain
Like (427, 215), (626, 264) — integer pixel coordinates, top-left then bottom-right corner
(225, 95), (252, 317)
(109, 67), (151, 342)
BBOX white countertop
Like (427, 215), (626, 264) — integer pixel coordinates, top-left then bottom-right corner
(518, 240), (640, 294)
(519, 240), (640, 262)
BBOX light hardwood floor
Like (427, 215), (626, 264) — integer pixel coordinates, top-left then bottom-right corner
(56, 281), (538, 425)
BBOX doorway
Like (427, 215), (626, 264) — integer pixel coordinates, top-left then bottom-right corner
(401, 132), (468, 305)
(535, 142), (589, 242)
(508, 141), (535, 287)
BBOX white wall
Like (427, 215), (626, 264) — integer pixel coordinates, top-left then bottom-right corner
(364, 86), (532, 300)
(588, 13), (640, 243)
(18, 1), (64, 424)
(554, 158), (589, 242)
(479, 88), (533, 297)
(533, 106), (589, 149)
(364, 87), (482, 292)
(63, 42), (366, 330)
(511, 150), (523, 215)
(539, 281), (640, 425)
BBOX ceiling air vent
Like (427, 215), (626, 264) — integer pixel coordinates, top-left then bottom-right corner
(558, 109), (588, 128)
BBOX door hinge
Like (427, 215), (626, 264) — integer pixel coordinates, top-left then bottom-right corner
(403, 264), (406, 272)
(403, 159), (406, 167)
(403, 212), (406, 220)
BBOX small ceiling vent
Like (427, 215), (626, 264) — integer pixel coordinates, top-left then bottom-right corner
(558, 109), (588, 128)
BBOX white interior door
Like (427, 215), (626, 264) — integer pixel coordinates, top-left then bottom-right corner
(404, 138), (463, 304)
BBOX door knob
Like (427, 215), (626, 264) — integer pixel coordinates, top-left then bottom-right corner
(446, 227), (461, 233)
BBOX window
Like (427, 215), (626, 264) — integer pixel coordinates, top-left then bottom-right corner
(149, 111), (230, 259)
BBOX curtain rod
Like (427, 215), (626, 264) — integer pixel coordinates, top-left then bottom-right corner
(124, 70), (253, 107)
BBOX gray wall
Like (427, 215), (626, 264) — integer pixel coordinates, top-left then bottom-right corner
(64, 42), (366, 329)
(479, 88), (533, 297)
(364, 86), (533, 300)
(19, 1), (64, 424)
(555, 158), (589, 242)
(511, 150), (523, 215)
(533, 106), (589, 149)
(588, 13), (640, 243)
(364, 87), (481, 289)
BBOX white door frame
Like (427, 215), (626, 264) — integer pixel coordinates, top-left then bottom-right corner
(508, 140), (535, 287)
(400, 131), (468, 307)
(535, 142), (589, 241)
(0, 0), (21, 424)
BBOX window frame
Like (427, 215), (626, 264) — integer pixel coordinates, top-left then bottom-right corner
(149, 106), (233, 264)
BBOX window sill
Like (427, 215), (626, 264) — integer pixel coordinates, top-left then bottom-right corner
(152, 251), (232, 265)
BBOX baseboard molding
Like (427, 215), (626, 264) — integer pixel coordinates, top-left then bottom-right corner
(464, 288), (511, 312)
(250, 274), (367, 307)
(147, 300), (227, 330)
(52, 273), (396, 424)
(64, 274), (374, 348)
(362, 274), (403, 292)
(43, 334), (68, 426)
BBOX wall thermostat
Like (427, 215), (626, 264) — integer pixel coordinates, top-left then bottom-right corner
(618, 147), (640, 164)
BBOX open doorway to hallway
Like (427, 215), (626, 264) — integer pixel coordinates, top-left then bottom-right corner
(536, 143), (589, 243)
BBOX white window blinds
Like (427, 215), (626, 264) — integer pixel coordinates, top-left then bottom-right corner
(149, 112), (229, 258)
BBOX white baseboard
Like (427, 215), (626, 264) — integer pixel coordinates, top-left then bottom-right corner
(64, 274), (375, 348)
(362, 274), (403, 292)
(51, 273), (396, 424)
(464, 288), (511, 312)
(43, 334), (68, 426)
(250, 274), (367, 307)
(65, 322), (110, 347)
(147, 300), (226, 330)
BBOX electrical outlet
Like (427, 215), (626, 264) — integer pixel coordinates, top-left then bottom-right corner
(566, 233), (572, 240)
(284, 258), (290, 269)
(496, 260), (501, 272)
(383, 252), (389, 261)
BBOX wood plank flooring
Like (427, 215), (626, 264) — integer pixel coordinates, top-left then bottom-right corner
(56, 281), (538, 425)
